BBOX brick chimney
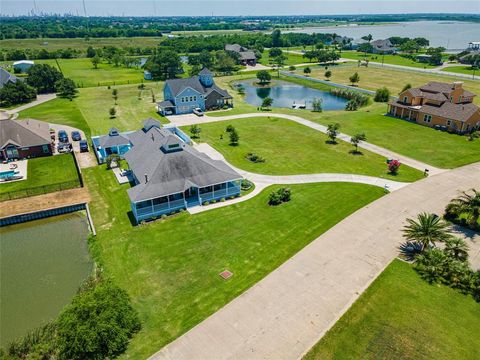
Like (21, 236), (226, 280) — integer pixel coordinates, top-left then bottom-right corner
(453, 81), (463, 90)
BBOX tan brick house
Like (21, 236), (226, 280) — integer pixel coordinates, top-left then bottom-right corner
(387, 82), (480, 134)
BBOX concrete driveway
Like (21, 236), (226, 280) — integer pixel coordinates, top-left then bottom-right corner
(150, 161), (480, 360)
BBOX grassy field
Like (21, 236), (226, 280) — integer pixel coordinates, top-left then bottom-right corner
(0, 37), (163, 51)
(297, 65), (480, 104)
(186, 116), (423, 181)
(340, 51), (439, 69)
(304, 259), (480, 360)
(0, 154), (79, 199)
(441, 65), (479, 77)
(259, 50), (311, 67)
(84, 164), (385, 358)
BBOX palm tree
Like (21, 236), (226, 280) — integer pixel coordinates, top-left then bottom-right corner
(447, 189), (480, 229)
(444, 237), (469, 261)
(403, 212), (451, 251)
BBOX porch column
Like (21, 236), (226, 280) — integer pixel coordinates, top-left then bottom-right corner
(167, 196), (171, 209)
(226, 182), (229, 196)
(149, 200), (154, 214)
(400, 108), (404, 119)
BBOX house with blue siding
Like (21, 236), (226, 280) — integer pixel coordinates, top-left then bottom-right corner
(156, 68), (232, 115)
(112, 119), (242, 223)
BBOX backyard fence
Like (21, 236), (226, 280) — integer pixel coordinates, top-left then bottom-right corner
(0, 179), (82, 202)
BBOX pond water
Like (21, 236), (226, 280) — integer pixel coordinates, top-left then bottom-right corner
(236, 80), (348, 111)
(0, 213), (93, 346)
(286, 21), (480, 51)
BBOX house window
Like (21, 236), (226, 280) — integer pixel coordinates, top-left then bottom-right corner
(193, 96), (197, 101)
(189, 96), (193, 101)
(403, 96), (408, 103)
(42, 144), (49, 153)
(423, 114), (432, 123)
(446, 120), (452, 127)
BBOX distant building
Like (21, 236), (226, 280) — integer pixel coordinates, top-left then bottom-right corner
(388, 81), (480, 134)
(416, 54), (443, 66)
(13, 60), (34, 73)
(156, 68), (232, 115)
(0, 119), (53, 160)
(369, 39), (396, 54)
(144, 70), (152, 80)
(467, 42), (480, 51)
(0, 68), (18, 89)
(225, 44), (257, 66)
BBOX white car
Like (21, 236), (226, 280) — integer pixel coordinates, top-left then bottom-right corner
(193, 108), (204, 116)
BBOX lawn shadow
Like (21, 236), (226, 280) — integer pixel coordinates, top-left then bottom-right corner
(349, 150), (363, 155)
(127, 211), (137, 226)
(325, 140), (338, 145)
(398, 241), (423, 262)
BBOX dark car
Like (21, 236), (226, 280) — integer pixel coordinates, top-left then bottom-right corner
(71, 130), (81, 141)
(57, 142), (72, 153)
(58, 130), (68, 143)
(79, 139), (89, 152)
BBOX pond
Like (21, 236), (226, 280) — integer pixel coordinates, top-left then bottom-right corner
(0, 213), (93, 346)
(236, 80), (348, 111)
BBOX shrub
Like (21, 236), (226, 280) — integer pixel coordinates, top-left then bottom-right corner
(211, 199), (217, 204)
(203, 201), (209, 206)
(268, 187), (292, 206)
(220, 198), (226, 202)
(345, 99), (359, 111)
(374, 87), (390, 102)
(312, 98), (323, 112)
(226, 124), (235, 132)
(245, 152), (266, 163)
(303, 67), (311, 75)
(330, 88), (369, 109)
(161, 214), (167, 219)
(387, 159), (401, 174)
(326, 123), (340, 143)
(229, 127), (239, 146)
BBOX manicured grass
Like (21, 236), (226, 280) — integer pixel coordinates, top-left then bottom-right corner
(441, 65), (479, 77)
(185, 116), (423, 182)
(19, 97), (91, 138)
(56, 58), (145, 87)
(340, 51), (439, 69)
(300, 65), (480, 104)
(304, 259), (480, 360)
(0, 37), (163, 51)
(259, 50), (311, 66)
(0, 154), (79, 199)
(74, 82), (166, 135)
(84, 165), (385, 358)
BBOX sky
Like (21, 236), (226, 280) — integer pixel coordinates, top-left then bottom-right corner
(1, 0), (479, 17)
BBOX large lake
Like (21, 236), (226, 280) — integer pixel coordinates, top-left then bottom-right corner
(237, 80), (348, 111)
(287, 21), (480, 51)
(0, 213), (93, 346)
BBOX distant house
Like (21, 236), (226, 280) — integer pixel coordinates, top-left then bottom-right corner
(467, 42), (480, 51)
(459, 50), (480, 65)
(0, 68), (18, 89)
(13, 60), (34, 73)
(110, 119), (243, 222)
(369, 39), (396, 54)
(388, 82), (480, 134)
(0, 119), (53, 160)
(225, 44), (257, 66)
(156, 68), (232, 115)
(416, 54), (443, 66)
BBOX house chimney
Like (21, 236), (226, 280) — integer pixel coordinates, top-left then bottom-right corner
(453, 81), (463, 90)
(145, 173), (148, 183)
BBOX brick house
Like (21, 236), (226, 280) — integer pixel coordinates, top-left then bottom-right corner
(387, 82), (480, 134)
(0, 119), (53, 160)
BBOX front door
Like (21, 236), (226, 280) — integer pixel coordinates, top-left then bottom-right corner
(6, 146), (19, 159)
(185, 187), (199, 206)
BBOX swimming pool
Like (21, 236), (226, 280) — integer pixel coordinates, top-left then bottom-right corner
(0, 170), (16, 179)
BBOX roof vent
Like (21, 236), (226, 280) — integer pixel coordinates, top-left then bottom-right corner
(144, 174), (148, 183)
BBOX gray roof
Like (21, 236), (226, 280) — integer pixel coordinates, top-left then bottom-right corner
(0, 119), (51, 149)
(239, 51), (257, 61)
(199, 67), (213, 76)
(0, 68), (18, 88)
(143, 118), (161, 131)
(165, 75), (231, 99)
(157, 100), (175, 108)
(98, 128), (131, 148)
(225, 44), (246, 53)
(125, 126), (241, 202)
(371, 39), (395, 51)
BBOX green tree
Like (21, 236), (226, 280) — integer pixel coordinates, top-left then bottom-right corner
(189, 124), (201, 139)
(91, 54), (101, 69)
(86, 46), (96, 58)
(401, 83), (412, 93)
(312, 98), (323, 112)
(269, 47), (283, 58)
(109, 107), (116, 118)
(261, 97), (273, 109)
(256, 70), (272, 84)
(303, 67), (311, 76)
(0, 80), (37, 107)
(55, 78), (77, 100)
(447, 189), (480, 229)
(349, 72), (360, 86)
(57, 280), (141, 359)
(112, 88), (118, 104)
(146, 49), (182, 80)
(26, 64), (63, 93)
(326, 123), (340, 143)
(324, 70), (332, 80)
(374, 87), (390, 102)
(229, 127), (239, 146)
(350, 133), (366, 153)
(403, 212), (451, 251)
(444, 237), (469, 262)
(271, 29), (282, 47)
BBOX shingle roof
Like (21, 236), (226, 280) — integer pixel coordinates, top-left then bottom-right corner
(239, 51), (257, 61)
(419, 82), (456, 94)
(420, 102), (479, 123)
(371, 39), (395, 51)
(0, 68), (18, 88)
(165, 74), (231, 99)
(199, 67), (213, 76)
(225, 44), (245, 52)
(0, 119), (51, 149)
(125, 126), (241, 202)
(98, 128), (131, 148)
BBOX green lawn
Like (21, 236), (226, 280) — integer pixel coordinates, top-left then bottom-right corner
(340, 51), (439, 69)
(186, 116), (423, 182)
(259, 50), (311, 66)
(19, 97), (91, 138)
(441, 65), (479, 77)
(84, 165), (385, 358)
(0, 154), (80, 200)
(304, 259), (480, 360)
(56, 58), (145, 87)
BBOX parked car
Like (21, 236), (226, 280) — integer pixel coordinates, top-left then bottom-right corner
(79, 139), (89, 152)
(193, 107), (204, 116)
(57, 142), (72, 153)
(58, 130), (68, 143)
(71, 130), (81, 141)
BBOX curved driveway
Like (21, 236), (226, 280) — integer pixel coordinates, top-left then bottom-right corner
(151, 161), (480, 360)
(167, 112), (444, 175)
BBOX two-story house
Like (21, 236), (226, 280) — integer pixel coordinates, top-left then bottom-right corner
(156, 68), (232, 115)
(388, 81), (480, 134)
(225, 44), (257, 66)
